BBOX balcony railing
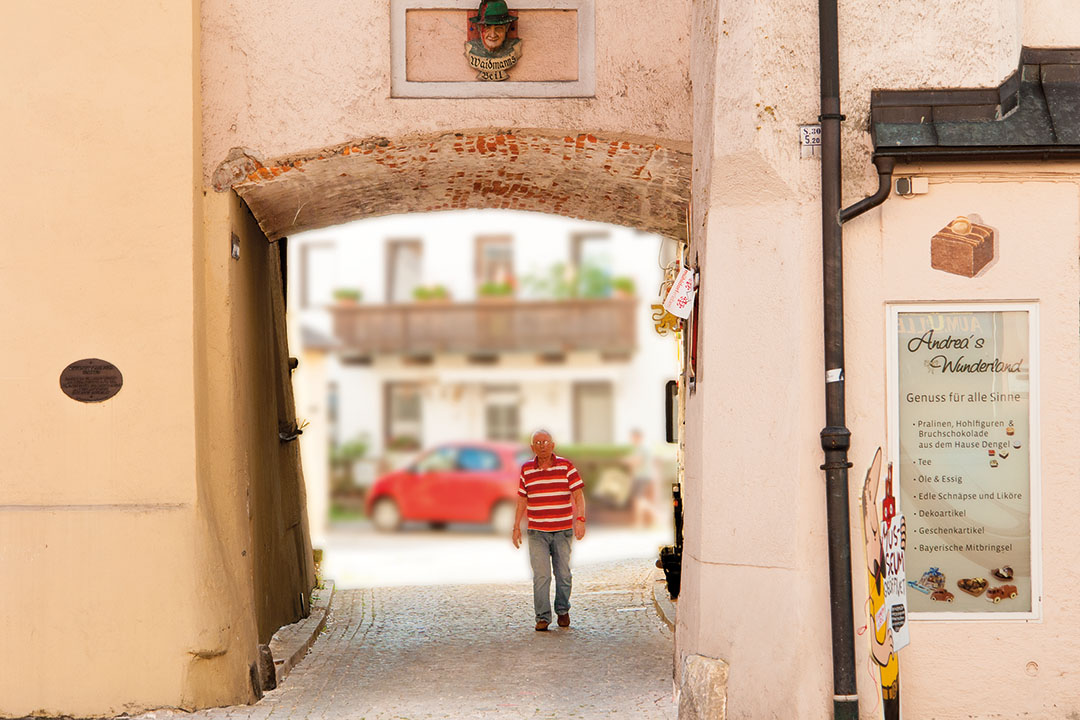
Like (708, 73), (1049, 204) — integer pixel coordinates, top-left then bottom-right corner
(331, 297), (637, 356)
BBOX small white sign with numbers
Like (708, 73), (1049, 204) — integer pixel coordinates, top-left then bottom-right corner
(800, 124), (822, 158)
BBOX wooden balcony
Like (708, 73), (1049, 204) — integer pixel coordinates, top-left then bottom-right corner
(331, 297), (637, 356)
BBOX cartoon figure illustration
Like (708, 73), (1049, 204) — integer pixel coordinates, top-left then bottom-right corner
(861, 448), (902, 719)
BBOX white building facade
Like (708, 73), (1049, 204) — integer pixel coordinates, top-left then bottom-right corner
(290, 210), (680, 505)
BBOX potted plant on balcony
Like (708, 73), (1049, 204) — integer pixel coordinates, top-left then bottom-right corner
(332, 288), (362, 304)
(578, 262), (613, 299)
(520, 262), (574, 300)
(412, 285), (451, 303)
(478, 281), (514, 300)
(387, 434), (421, 452)
(611, 276), (636, 298)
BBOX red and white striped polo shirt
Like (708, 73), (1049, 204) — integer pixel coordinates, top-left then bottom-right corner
(518, 455), (583, 532)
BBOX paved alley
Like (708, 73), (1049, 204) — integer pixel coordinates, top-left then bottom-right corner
(144, 557), (676, 720)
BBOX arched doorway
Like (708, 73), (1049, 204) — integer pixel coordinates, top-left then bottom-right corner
(208, 128), (693, 715)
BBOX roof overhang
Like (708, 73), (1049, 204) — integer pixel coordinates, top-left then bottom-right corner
(872, 47), (1080, 163)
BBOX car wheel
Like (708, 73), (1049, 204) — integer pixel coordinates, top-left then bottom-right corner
(490, 501), (517, 535)
(371, 498), (402, 532)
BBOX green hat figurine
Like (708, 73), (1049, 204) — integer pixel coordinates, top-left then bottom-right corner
(470, 0), (515, 26)
(465, 0), (521, 79)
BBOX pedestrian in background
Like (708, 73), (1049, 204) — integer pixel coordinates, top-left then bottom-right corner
(627, 428), (659, 527)
(511, 429), (587, 630)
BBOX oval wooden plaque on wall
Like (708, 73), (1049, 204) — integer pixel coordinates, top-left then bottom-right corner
(59, 358), (124, 403)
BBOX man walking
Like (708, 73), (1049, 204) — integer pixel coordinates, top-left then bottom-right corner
(511, 430), (586, 630)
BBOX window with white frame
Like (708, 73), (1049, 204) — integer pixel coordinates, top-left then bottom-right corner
(484, 385), (520, 441)
(384, 382), (423, 449)
(301, 242), (336, 308)
(573, 381), (614, 444)
(387, 239), (423, 303)
(476, 235), (514, 292)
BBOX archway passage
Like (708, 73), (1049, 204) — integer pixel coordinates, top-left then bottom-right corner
(213, 129), (691, 242)
(207, 130), (692, 716)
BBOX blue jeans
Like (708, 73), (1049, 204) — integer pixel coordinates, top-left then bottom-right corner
(527, 529), (573, 623)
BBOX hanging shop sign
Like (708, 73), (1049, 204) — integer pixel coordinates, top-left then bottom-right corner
(662, 266), (696, 319)
(888, 304), (1040, 619)
(652, 264), (684, 337)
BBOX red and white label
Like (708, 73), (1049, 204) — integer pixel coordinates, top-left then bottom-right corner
(662, 267), (696, 319)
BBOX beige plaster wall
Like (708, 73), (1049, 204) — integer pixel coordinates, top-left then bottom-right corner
(190, 193), (260, 708)
(406, 9), (578, 82)
(198, 192), (315, 651)
(243, 220), (316, 643)
(0, 0), (202, 715)
(0, 1), (314, 714)
(199, 0), (691, 183)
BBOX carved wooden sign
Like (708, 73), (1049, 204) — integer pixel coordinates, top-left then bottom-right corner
(465, 1), (521, 80)
(59, 358), (123, 403)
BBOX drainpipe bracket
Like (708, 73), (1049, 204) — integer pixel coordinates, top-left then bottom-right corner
(820, 426), (853, 470)
(818, 113), (846, 121)
(819, 425), (851, 450)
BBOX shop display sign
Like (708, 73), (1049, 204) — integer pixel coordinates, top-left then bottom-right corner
(889, 304), (1039, 618)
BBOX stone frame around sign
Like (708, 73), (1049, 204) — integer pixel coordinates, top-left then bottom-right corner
(886, 302), (1042, 622)
(390, 0), (596, 98)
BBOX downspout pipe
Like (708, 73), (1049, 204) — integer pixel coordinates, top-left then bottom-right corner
(817, 0), (859, 718)
(840, 156), (896, 224)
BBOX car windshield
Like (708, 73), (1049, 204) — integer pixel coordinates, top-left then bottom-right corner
(416, 447), (458, 472)
(457, 447), (500, 471)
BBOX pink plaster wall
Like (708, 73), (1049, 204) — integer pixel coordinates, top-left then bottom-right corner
(405, 9), (578, 82)
(682, 2), (1074, 718)
(200, 0), (691, 184)
(845, 170), (1080, 719)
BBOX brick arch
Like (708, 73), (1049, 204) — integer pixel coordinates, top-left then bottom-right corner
(214, 129), (691, 241)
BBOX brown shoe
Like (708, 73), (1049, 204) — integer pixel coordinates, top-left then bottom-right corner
(535, 620), (549, 631)
(557, 613), (570, 627)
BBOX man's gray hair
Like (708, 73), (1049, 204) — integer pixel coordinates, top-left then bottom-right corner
(531, 428), (553, 442)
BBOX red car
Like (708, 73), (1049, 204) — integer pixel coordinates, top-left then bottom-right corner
(366, 442), (532, 533)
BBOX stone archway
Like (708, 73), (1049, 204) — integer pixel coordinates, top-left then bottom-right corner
(212, 128), (691, 242)
(246, 127), (693, 550)
(197, 125), (693, 712)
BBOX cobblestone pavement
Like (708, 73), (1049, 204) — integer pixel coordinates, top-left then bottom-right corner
(148, 557), (675, 720)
